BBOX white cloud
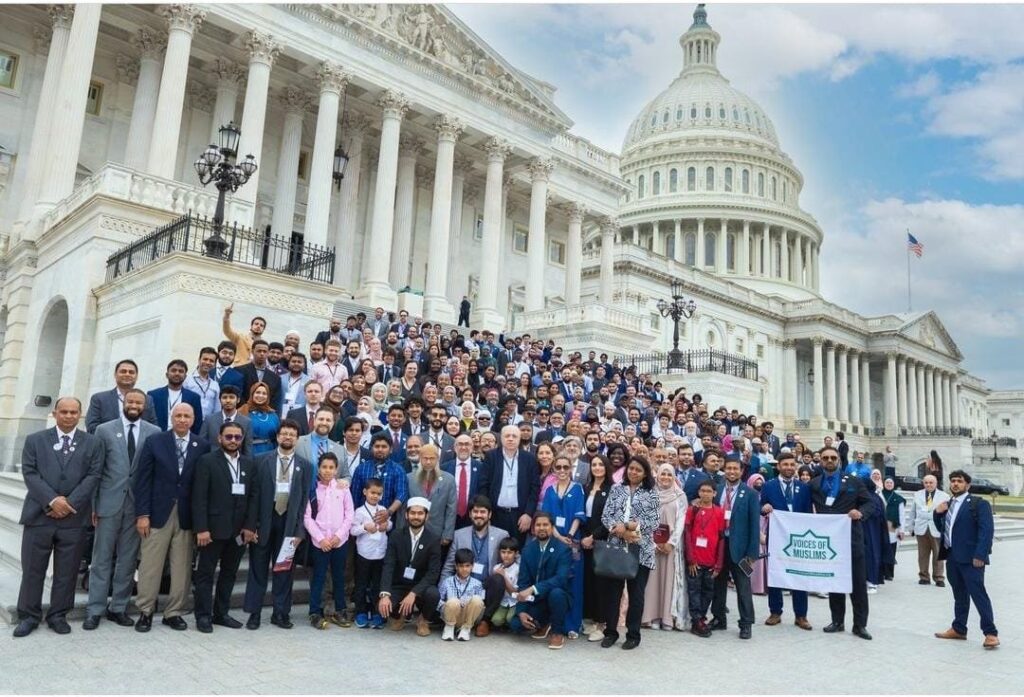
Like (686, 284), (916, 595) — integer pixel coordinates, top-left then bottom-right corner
(896, 71), (940, 99)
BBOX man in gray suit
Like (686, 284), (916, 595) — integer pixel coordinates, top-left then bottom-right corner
(440, 495), (510, 638)
(14, 397), (103, 638)
(405, 444), (457, 545)
(200, 385), (252, 456)
(424, 405), (456, 462)
(85, 359), (157, 433)
(84, 389), (160, 630)
(294, 409), (351, 481)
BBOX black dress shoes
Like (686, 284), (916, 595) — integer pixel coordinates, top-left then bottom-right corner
(600, 636), (617, 648)
(708, 618), (728, 631)
(135, 614), (153, 633)
(852, 626), (873, 640)
(739, 626), (752, 640)
(47, 618), (72, 635)
(270, 613), (293, 629)
(246, 613), (261, 630)
(83, 615), (101, 631)
(196, 617), (213, 633)
(105, 609), (134, 627)
(212, 614), (242, 629)
(162, 616), (188, 631)
(12, 620), (39, 638)
(622, 638), (640, 650)
(823, 622), (845, 633)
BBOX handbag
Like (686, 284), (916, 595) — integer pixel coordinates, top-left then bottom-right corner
(593, 540), (639, 580)
(653, 523), (670, 545)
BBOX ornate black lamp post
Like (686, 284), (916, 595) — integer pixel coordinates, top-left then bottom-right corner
(656, 279), (697, 371)
(193, 121), (257, 258)
(333, 144), (349, 191)
(990, 431), (1002, 463)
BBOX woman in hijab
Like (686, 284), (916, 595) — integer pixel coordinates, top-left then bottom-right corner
(369, 382), (389, 421)
(642, 463), (687, 630)
(366, 336), (384, 365)
(746, 473), (769, 595)
(880, 476), (906, 581)
(864, 469), (887, 593)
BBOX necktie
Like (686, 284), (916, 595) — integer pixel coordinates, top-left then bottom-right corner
(944, 498), (957, 547)
(784, 480), (793, 506)
(61, 435), (71, 456)
(176, 439), (187, 473)
(457, 463), (469, 517)
(318, 439), (327, 458)
(276, 457), (291, 515)
(393, 431), (400, 449)
(926, 491), (933, 506)
(127, 423), (137, 462)
(725, 485), (734, 528)
(308, 411), (315, 433)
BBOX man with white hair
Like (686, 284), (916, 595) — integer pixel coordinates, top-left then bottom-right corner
(480, 425), (539, 542)
(378, 496), (442, 636)
(908, 474), (949, 586)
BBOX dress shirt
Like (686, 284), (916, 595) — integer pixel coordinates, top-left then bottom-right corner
(497, 450), (519, 508)
(121, 415), (141, 441)
(945, 492), (968, 547)
(166, 388), (183, 423)
(409, 528), (424, 554)
(281, 373), (307, 416)
(184, 371), (219, 418)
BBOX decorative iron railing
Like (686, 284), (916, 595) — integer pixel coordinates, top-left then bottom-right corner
(614, 349), (759, 381)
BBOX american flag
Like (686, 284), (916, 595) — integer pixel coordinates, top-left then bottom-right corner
(907, 232), (923, 258)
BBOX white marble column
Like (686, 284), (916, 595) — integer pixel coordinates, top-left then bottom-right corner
(783, 340), (798, 420)
(924, 366), (935, 431)
(122, 28), (166, 171)
(932, 368), (943, 430)
(695, 218), (705, 269)
(780, 229), (790, 281)
(599, 217), (616, 306)
(849, 349), (861, 425)
(951, 378), (960, 429)
(146, 5), (205, 179)
(941, 373), (952, 431)
(907, 361), (919, 430)
(389, 134), (422, 289)
(674, 219), (683, 262)
(652, 221), (662, 256)
(836, 344), (849, 421)
(525, 158), (554, 312)
(812, 243), (820, 290)
(564, 203), (586, 306)
(886, 352), (899, 431)
(860, 354), (871, 428)
(761, 223), (770, 277)
(423, 115), (464, 321)
(631, 224), (640, 246)
(812, 337), (824, 421)
(209, 59), (245, 143)
(739, 220), (750, 275)
(916, 362), (927, 429)
(304, 62), (348, 248)
(269, 88), (308, 239)
(446, 155), (471, 299)
(357, 89), (408, 307)
(897, 357), (908, 429)
(471, 136), (511, 331)
(825, 343), (837, 419)
(234, 31), (281, 222)
(716, 219), (728, 273)
(793, 232), (803, 285)
(331, 114), (369, 290)
(33, 3), (102, 218)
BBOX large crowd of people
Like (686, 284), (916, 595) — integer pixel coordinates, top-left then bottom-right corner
(11, 305), (1000, 651)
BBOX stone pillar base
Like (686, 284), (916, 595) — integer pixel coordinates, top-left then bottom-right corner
(470, 307), (505, 334)
(354, 282), (397, 312)
(422, 296), (456, 324)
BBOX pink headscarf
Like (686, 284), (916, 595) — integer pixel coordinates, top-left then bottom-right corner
(746, 473), (765, 490)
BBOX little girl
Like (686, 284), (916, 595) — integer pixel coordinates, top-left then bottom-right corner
(304, 453), (354, 630)
(489, 537), (520, 630)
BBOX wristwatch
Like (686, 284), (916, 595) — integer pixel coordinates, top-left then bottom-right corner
(379, 591), (391, 598)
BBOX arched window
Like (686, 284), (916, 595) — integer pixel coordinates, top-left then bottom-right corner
(744, 108), (751, 125)
(687, 167), (696, 192)
(741, 169), (750, 193)
(690, 104), (697, 119)
(637, 174), (645, 199)
(704, 104), (712, 119)
(732, 106), (739, 121)
(704, 232), (716, 267)
(676, 107), (683, 121)
(650, 114), (657, 126)
(684, 232), (696, 265)
(724, 167), (733, 192)
(669, 168), (678, 193)
(757, 172), (765, 196)
(705, 166), (715, 191)
(719, 105), (726, 119)
(771, 176), (777, 200)
(773, 241), (782, 277)
(652, 171), (661, 195)
(663, 110), (670, 124)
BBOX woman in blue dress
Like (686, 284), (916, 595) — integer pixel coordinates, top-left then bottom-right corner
(540, 454), (587, 638)
(239, 381), (279, 455)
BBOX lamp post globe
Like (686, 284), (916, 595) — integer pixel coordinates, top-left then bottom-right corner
(194, 122), (257, 259)
(657, 281), (697, 372)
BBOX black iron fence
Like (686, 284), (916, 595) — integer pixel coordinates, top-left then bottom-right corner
(615, 349), (759, 381)
(898, 427), (975, 438)
(104, 212), (335, 284)
(972, 436), (1018, 448)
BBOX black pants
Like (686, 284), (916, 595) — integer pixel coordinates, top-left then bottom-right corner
(829, 547), (868, 628)
(687, 565), (716, 621)
(603, 565), (650, 643)
(387, 583), (440, 621)
(242, 511), (296, 616)
(458, 311), (470, 327)
(883, 542), (897, 580)
(582, 548), (607, 622)
(352, 554), (383, 615)
(18, 525), (87, 623)
(712, 557), (755, 628)
(194, 537), (246, 620)
(492, 508), (527, 546)
(481, 573), (507, 622)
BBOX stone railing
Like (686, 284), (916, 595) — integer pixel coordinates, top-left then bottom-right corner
(514, 303), (647, 334)
(551, 133), (620, 176)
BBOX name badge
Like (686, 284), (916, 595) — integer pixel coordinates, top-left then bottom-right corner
(724, 510), (732, 521)
(276, 482), (290, 495)
(555, 516), (566, 528)
(696, 536), (709, 548)
(403, 566), (416, 581)
(472, 562), (485, 575)
(232, 483), (245, 496)
(825, 496), (835, 507)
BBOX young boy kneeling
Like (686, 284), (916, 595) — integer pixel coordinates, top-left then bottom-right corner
(438, 548), (485, 641)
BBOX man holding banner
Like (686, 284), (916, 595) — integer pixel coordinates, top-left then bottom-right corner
(710, 455), (760, 640)
(760, 452), (812, 630)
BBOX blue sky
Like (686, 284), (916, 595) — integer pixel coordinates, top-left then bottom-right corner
(450, 3), (1024, 389)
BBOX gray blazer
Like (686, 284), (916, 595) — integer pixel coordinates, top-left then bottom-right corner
(20, 428), (103, 528)
(201, 411), (252, 456)
(405, 469), (457, 542)
(423, 431), (455, 461)
(85, 388), (157, 434)
(441, 523), (510, 581)
(250, 451), (313, 545)
(295, 434), (351, 481)
(93, 418), (160, 517)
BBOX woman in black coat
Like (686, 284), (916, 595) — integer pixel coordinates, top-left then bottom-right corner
(580, 455), (612, 641)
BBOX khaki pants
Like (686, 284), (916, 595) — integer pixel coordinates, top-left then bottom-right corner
(916, 533), (944, 582)
(442, 597), (485, 629)
(136, 504), (193, 617)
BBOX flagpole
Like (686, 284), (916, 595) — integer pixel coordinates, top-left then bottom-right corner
(906, 227), (912, 312)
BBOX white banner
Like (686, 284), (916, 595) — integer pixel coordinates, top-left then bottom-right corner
(767, 511), (851, 594)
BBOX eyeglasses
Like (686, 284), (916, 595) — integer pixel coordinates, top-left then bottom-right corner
(553, 465), (571, 471)
(222, 434), (243, 442)
(820, 455), (838, 461)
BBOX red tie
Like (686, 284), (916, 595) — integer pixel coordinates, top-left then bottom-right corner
(457, 463), (469, 517)
(307, 411), (315, 432)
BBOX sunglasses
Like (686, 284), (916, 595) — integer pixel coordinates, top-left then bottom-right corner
(222, 434), (243, 442)
(821, 455), (838, 461)
(553, 465), (571, 471)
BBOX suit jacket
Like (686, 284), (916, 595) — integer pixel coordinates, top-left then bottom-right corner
(200, 411), (253, 456)
(759, 477), (812, 515)
(313, 330), (343, 347)
(422, 431), (455, 461)
(132, 430), (210, 529)
(582, 482), (611, 539)
(515, 537), (571, 601)
(716, 481), (761, 563)
(248, 450), (313, 545)
(286, 406), (317, 436)
(441, 523), (509, 581)
(238, 363), (284, 413)
(405, 470), (457, 542)
(147, 386), (205, 434)
(380, 527), (443, 597)
(214, 365), (245, 394)
(376, 364), (400, 385)
(191, 450), (257, 540)
(683, 469), (724, 502)
(908, 488), (950, 537)
(809, 472), (873, 549)
(19, 428), (103, 528)
(382, 428), (409, 464)
(93, 418), (159, 517)
(934, 494), (993, 565)
(341, 356), (361, 379)
(294, 434), (351, 481)
(85, 388), (157, 434)
(479, 449), (539, 517)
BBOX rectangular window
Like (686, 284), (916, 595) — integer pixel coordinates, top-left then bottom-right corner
(756, 344), (765, 359)
(548, 239), (565, 265)
(651, 313), (661, 331)
(512, 223), (528, 253)
(86, 81), (103, 116)
(736, 338), (744, 353)
(297, 151), (310, 181)
(0, 49), (18, 89)
(474, 215), (484, 241)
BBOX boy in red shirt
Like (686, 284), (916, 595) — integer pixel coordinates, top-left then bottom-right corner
(685, 480), (726, 637)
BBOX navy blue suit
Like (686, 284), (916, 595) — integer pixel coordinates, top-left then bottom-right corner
(147, 386), (205, 434)
(214, 365), (245, 395)
(711, 480), (760, 630)
(132, 431), (210, 530)
(934, 494), (997, 636)
(479, 449), (539, 540)
(760, 477), (812, 619)
(510, 537), (572, 635)
(683, 468), (723, 503)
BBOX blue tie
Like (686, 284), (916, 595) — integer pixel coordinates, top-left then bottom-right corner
(785, 480), (794, 506)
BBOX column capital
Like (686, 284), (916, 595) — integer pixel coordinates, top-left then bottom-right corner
(131, 26), (168, 61)
(847, 346), (859, 357)
(565, 202), (587, 224)
(160, 4), (207, 35)
(599, 216), (619, 235)
(116, 54), (139, 85)
(433, 114), (465, 142)
(245, 30), (281, 67)
(188, 83), (216, 112)
(415, 164), (433, 189)
(742, 219), (750, 231)
(210, 58), (245, 86)
(836, 343), (848, 354)
(886, 351), (898, 361)
(527, 157), (555, 183)
(34, 26), (52, 55)
(343, 112), (373, 136)
(812, 336), (824, 346)
(315, 61), (350, 95)
(277, 85), (312, 115)
(484, 136), (512, 162)
(782, 339), (796, 349)
(398, 134), (425, 159)
(377, 88), (409, 119)
(48, 4), (75, 31)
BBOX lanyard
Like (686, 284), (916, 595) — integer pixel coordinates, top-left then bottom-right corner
(692, 505), (713, 536)
(226, 456), (241, 483)
(452, 577), (471, 600)
(191, 372), (211, 397)
(503, 455), (516, 478)
(348, 449), (361, 471)
(168, 390), (182, 411)
(471, 531), (488, 562)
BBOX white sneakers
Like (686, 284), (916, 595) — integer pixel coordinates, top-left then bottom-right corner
(442, 624), (455, 641)
(457, 627), (471, 642)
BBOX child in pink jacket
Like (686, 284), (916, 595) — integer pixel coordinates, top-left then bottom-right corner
(304, 453), (354, 629)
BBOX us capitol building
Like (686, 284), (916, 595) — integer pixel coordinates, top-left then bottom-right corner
(0, 3), (1019, 487)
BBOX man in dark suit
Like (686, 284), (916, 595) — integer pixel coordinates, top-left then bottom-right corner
(810, 445), (874, 640)
(377, 497), (443, 637)
(508, 512), (571, 650)
(148, 359), (204, 434)
(85, 358), (157, 433)
(441, 434), (485, 530)
(683, 449), (725, 502)
(242, 419), (312, 630)
(710, 455), (760, 639)
(213, 341), (245, 395)
(933, 469), (998, 649)
(313, 318), (344, 348)
(424, 405), (456, 462)
(759, 452), (813, 630)
(376, 354), (399, 385)
(132, 403), (209, 632)
(479, 425), (539, 542)
(201, 385), (252, 455)
(191, 421), (257, 633)
(285, 381), (323, 437)
(340, 340), (362, 380)
(458, 296), (471, 327)
(761, 421), (781, 458)
(13, 397), (103, 638)
(369, 307), (391, 340)
(238, 339), (283, 412)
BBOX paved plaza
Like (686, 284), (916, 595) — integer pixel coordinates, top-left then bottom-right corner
(1, 540), (1020, 694)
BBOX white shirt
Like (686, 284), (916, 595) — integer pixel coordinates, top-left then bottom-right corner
(945, 492), (968, 546)
(166, 387), (183, 424)
(281, 373), (306, 417)
(497, 451), (519, 508)
(121, 415), (141, 443)
(224, 452), (241, 481)
(183, 372), (219, 419)
(409, 527), (424, 553)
